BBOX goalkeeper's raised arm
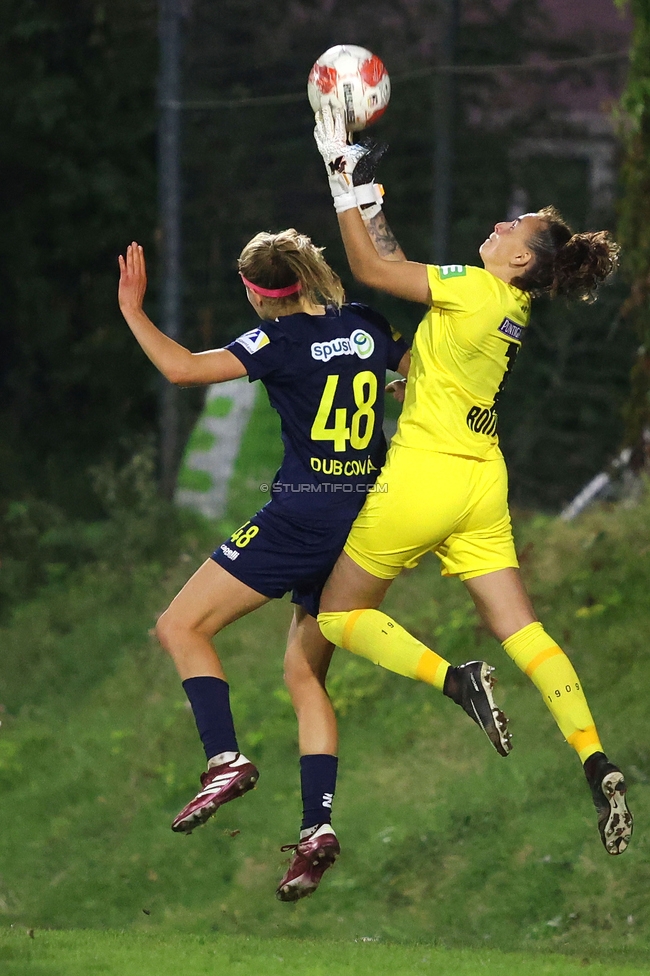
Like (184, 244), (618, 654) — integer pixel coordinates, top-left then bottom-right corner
(313, 105), (429, 302)
(338, 208), (431, 303)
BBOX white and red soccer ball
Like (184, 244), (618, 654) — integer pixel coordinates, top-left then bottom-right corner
(307, 45), (391, 132)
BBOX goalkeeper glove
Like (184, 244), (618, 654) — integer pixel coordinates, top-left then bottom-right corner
(314, 105), (388, 220)
(352, 139), (388, 221)
(313, 104), (366, 212)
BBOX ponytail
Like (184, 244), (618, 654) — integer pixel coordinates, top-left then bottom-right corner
(238, 229), (345, 313)
(512, 206), (619, 302)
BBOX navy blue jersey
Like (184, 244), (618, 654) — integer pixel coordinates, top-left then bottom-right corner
(227, 303), (408, 521)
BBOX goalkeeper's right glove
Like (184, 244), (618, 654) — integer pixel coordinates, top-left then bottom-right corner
(314, 105), (389, 219)
(313, 105), (367, 213)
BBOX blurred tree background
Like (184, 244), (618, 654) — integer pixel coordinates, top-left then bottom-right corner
(615, 0), (650, 454)
(0, 0), (636, 593)
(0, 0), (159, 511)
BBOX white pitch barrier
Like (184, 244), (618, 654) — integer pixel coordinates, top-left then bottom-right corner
(559, 447), (632, 521)
(175, 377), (257, 519)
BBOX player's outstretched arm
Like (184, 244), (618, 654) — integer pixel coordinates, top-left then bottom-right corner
(364, 211), (407, 262)
(118, 243), (246, 386)
(337, 208), (430, 304)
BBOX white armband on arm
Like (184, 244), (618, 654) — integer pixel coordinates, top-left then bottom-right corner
(355, 183), (384, 221)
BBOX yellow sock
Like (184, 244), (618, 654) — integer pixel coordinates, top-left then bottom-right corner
(502, 622), (602, 762)
(318, 609), (450, 690)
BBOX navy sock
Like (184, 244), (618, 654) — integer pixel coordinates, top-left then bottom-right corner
(300, 754), (338, 831)
(182, 676), (239, 762)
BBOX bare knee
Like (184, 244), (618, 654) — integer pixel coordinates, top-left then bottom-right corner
(463, 568), (537, 643)
(284, 654), (311, 694)
(155, 607), (190, 656)
(284, 654), (327, 703)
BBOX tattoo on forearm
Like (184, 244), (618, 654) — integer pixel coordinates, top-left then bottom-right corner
(366, 212), (407, 261)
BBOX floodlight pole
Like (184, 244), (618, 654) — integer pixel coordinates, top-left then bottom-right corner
(157, 0), (183, 499)
(432, 0), (460, 263)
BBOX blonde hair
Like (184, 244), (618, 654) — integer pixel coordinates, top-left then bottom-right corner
(238, 228), (345, 313)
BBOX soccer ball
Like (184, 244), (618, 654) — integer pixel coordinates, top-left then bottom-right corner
(307, 45), (391, 133)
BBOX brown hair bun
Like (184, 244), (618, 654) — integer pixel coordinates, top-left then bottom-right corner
(512, 206), (619, 302)
(553, 230), (619, 302)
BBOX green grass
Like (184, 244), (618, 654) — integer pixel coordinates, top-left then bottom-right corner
(0, 930), (647, 976)
(0, 395), (649, 965)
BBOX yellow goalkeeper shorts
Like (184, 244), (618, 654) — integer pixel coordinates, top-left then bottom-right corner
(344, 445), (518, 581)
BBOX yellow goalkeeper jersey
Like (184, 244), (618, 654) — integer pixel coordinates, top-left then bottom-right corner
(392, 263), (531, 460)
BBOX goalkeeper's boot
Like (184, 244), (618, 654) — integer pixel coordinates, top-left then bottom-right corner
(583, 752), (633, 855)
(171, 753), (259, 834)
(443, 661), (512, 757)
(276, 824), (340, 902)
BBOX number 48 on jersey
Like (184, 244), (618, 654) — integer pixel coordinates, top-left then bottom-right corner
(310, 371), (378, 452)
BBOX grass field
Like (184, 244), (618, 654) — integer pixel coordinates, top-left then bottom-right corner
(1, 929), (648, 976)
(0, 394), (649, 969)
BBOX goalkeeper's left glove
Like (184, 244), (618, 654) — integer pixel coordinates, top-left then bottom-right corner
(352, 139), (388, 221)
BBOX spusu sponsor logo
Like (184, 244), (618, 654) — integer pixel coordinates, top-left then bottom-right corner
(311, 329), (375, 363)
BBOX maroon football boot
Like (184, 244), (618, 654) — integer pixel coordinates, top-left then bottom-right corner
(171, 753), (259, 834)
(276, 824), (340, 902)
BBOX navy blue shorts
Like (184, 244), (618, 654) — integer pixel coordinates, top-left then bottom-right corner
(211, 505), (354, 618)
